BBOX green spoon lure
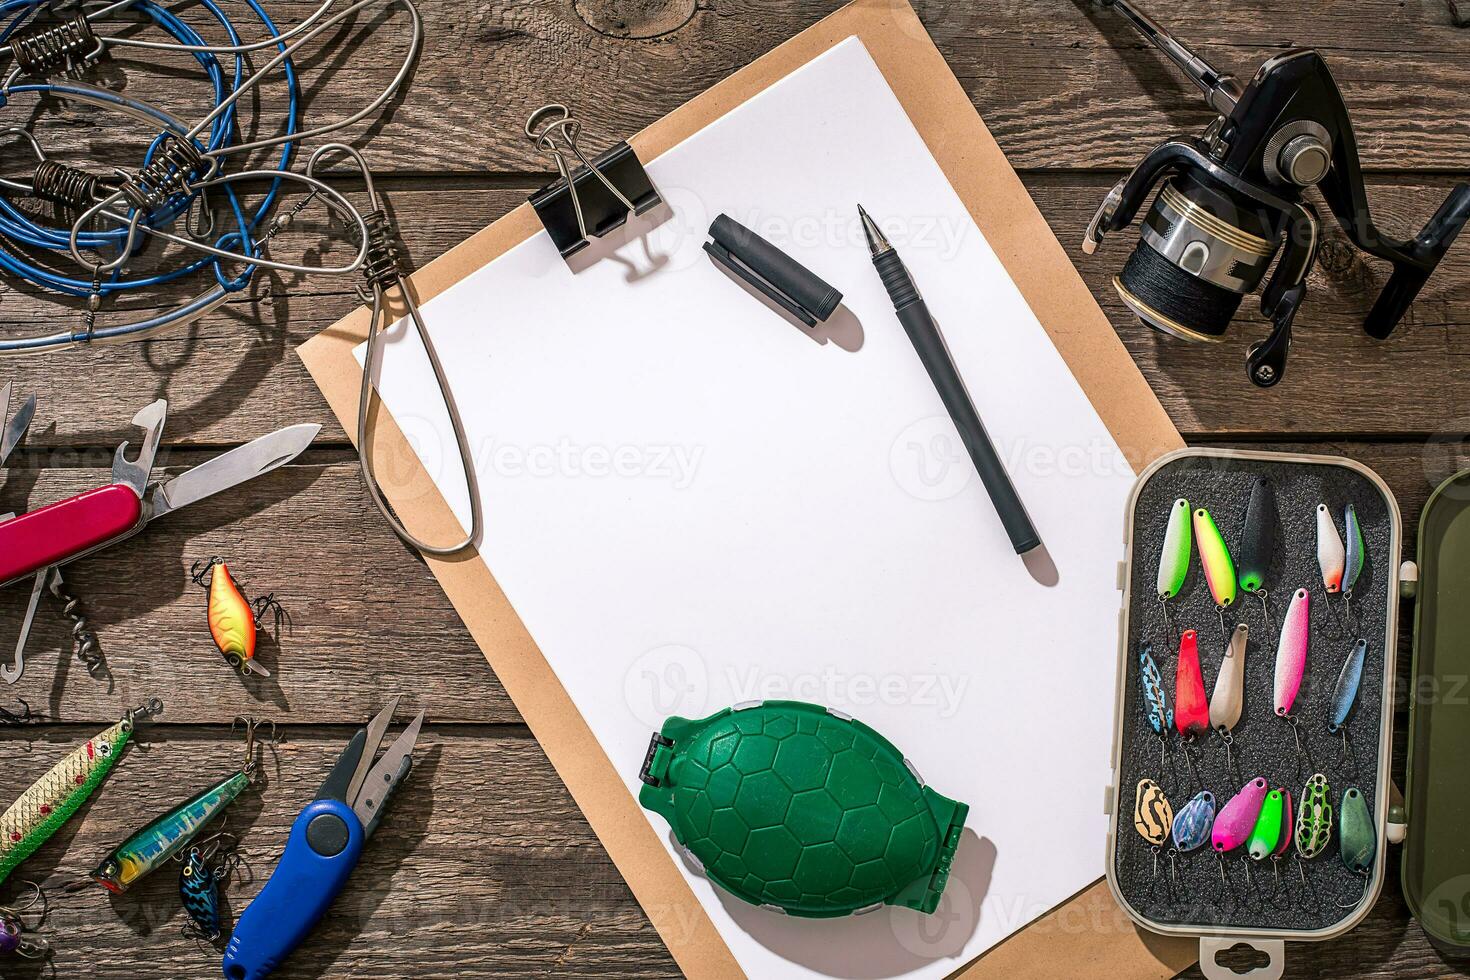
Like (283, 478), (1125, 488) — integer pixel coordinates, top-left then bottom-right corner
(1156, 498), (1191, 638)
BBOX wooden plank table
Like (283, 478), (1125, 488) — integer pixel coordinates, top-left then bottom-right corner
(0, 0), (1467, 976)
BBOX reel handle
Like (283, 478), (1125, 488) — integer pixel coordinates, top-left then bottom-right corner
(1363, 183), (1470, 338)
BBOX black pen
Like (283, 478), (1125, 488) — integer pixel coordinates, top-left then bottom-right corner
(859, 205), (1041, 555)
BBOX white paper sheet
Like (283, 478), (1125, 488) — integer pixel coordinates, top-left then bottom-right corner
(359, 37), (1136, 979)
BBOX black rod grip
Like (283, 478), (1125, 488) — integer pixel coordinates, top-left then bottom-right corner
(708, 214), (842, 323)
(877, 252), (1040, 553)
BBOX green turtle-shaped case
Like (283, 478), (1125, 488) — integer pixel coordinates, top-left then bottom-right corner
(638, 700), (969, 917)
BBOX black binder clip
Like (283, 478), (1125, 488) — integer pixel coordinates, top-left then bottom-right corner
(526, 104), (662, 261)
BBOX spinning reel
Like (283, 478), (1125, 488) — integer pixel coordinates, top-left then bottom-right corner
(1083, 0), (1470, 387)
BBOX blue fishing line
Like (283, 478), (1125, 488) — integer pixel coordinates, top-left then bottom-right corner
(0, 0), (301, 297)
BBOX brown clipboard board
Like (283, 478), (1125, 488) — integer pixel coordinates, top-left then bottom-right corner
(299, 0), (1194, 975)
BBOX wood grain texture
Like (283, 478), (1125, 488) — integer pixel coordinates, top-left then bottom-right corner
(3, 177), (1469, 443)
(2, 0), (1469, 976)
(23, 0), (1470, 172)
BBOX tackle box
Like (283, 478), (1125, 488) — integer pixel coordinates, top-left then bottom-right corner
(1104, 448), (1406, 979)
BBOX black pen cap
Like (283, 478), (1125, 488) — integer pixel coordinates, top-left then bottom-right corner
(705, 214), (843, 325)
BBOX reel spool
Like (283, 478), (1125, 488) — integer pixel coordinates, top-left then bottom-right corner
(1083, 0), (1470, 387)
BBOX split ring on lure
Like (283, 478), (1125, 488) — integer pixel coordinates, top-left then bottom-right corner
(1138, 643), (1173, 768)
(1171, 791), (1215, 853)
(1192, 507), (1237, 633)
(1212, 777), (1268, 853)
(1173, 630), (1210, 738)
(1237, 478), (1277, 627)
(1156, 498), (1192, 638)
(191, 558), (284, 677)
(0, 699), (162, 887)
(1329, 639), (1368, 740)
(0, 882), (47, 960)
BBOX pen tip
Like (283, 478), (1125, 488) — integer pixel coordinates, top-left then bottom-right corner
(857, 204), (890, 256)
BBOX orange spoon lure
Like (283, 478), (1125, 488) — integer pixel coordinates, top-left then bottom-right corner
(190, 559), (284, 677)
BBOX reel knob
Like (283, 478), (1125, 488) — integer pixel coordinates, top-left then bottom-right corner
(1279, 135), (1331, 186)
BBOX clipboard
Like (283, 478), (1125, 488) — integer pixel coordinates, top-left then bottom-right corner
(298, 0), (1194, 975)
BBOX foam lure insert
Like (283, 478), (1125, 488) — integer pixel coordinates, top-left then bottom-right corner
(1212, 777), (1269, 852)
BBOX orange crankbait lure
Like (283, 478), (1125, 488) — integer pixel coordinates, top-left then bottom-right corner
(190, 559), (284, 677)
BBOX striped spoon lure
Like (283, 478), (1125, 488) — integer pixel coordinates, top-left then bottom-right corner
(1193, 507), (1237, 635)
(1237, 478), (1277, 627)
(1156, 498), (1192, 640)
(0, 700), (162, 887)
(1134, 779), (1173, 876)
(1138, 642), (1173, 768)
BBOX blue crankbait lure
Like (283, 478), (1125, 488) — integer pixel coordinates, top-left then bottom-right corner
(1329, 639), (1368, 738)
(179, 843), (228, 943)
(1138, 643), (1172, 767)
(1171, 791), (1215, 853)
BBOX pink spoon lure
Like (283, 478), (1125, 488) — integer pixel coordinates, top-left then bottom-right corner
(1274, 587), (1311, 717)
(1212, 777), (1270, 853)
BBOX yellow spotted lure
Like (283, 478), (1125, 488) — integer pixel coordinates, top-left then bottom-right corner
(0, 700), (162, 887)
(192, 558), (285, 677)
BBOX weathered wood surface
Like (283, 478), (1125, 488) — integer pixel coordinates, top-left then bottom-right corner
(1, 0), (1469, 976)
(3, 177), (1470, 442)
(26, 0), (1470, 173)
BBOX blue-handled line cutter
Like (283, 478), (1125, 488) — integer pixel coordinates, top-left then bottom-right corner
(223, 696), (424, 980)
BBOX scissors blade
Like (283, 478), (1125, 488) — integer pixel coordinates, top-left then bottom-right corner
(344, 695), (401, 807)
(1, 388), (35, 466)
(350, 710), (423, 835)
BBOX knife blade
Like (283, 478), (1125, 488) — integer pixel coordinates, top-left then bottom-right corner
(1, 385), (36, 466)
(147, 423), (319, 520)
